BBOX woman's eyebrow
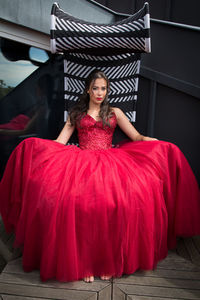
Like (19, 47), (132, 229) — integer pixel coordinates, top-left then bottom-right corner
(92, 85), (106, 88)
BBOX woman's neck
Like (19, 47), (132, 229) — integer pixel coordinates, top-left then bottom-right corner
(88, 103), (101, 114)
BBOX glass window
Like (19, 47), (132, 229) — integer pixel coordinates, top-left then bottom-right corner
(0, 37), (64, 178)
(29, 47), (49, 63)
(0, 39), (38, 98)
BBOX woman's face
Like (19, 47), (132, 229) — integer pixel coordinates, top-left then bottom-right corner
(88, 78), (107, 105)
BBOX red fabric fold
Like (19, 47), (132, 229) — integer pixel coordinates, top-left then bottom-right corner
(0, 116), (199, 282)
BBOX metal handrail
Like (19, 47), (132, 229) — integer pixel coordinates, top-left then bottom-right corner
(151, 18), (200, 32)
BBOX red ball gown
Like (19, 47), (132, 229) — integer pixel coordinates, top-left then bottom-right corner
(0, 113), (200, 282)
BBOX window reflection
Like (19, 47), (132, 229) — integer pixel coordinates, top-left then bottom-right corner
(0, 79), (13, 99)
(0, 38), (64, 178)
(0, 39), (38, 95)
(29, 47), (49, 63)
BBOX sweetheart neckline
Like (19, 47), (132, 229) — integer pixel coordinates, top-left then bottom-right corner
(86, 112), (116, 123)
(86, 114), (101, 122)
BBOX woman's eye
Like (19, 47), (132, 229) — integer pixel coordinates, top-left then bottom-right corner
(92, 87), (106, 91)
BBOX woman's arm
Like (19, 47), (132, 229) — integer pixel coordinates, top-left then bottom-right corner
(54, 117), (75, 145)
(112, 107), (157, 142)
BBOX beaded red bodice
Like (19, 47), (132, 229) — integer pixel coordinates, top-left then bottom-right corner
(77, 114), (117, 150)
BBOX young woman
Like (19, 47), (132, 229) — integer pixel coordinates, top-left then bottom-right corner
(0, 70), (199, 283)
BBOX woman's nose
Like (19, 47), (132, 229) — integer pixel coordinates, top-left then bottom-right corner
(97, 90), (102, 95)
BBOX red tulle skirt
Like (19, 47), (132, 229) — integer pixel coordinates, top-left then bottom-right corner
(0, 138), (200, 281)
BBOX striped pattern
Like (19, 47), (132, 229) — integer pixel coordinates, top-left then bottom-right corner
(50, 2), (151, 128)
(64, 52), (141, 122)
(51, 2), (151, 54)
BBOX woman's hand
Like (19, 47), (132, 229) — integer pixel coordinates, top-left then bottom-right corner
(142, 136), (158, 141)
(54, 117), (75, 145)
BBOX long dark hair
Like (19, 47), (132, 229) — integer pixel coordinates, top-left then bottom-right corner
(69, 70), (113, 127)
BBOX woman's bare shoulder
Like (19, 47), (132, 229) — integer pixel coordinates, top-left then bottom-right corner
(110, 107), (123, 113)
(110, 107), (124, 118)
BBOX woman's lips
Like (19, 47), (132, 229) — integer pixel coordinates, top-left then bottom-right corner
(96, 98), (102, 101)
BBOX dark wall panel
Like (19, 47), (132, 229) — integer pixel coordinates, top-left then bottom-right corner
(134, 18), (200, 184)
(154, 84), (200, 182)
(171, 0), (200, 26)
(136, 78), (151, 135)
(94, 0), (136, 13)
(142, 22), (200, 87)
(145, 0), (167, 20)
(94, 0), (200, 26)
(136, 76), (200, 184)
